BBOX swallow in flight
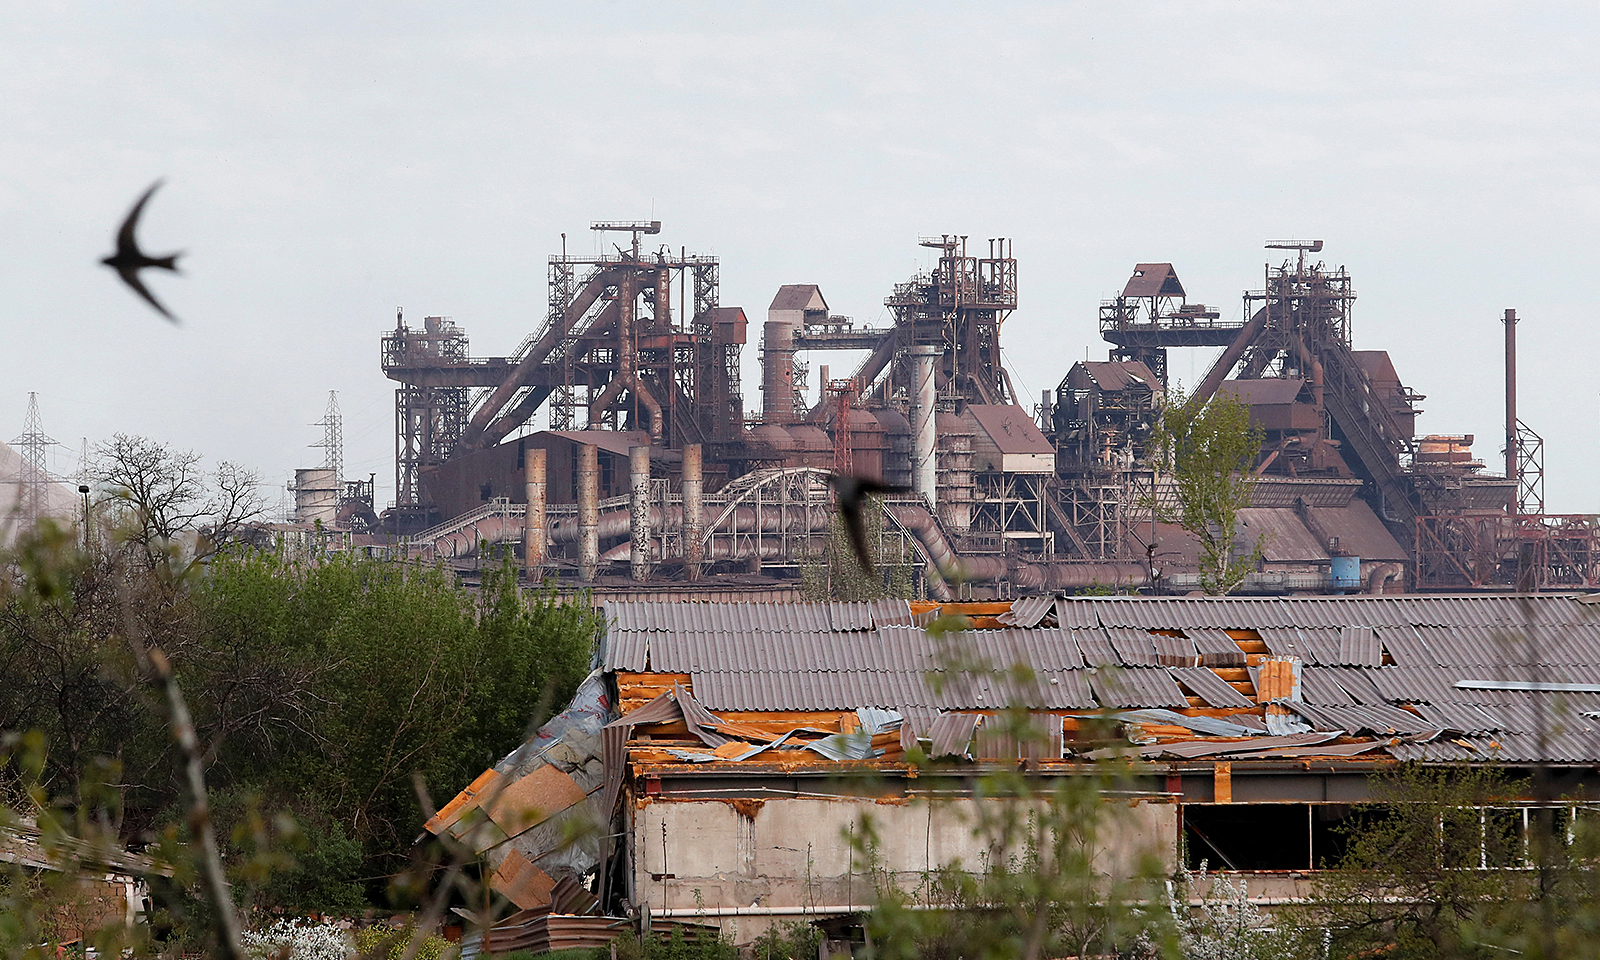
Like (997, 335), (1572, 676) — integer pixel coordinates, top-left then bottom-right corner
(102, 179), (182, 323)
(828, 473), (910, 577)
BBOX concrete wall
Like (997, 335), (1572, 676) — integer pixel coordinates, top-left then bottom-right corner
(632, 796), (1177, 942)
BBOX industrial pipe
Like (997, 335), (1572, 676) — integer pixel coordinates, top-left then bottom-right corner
(910, 345), (941, 508)
(1365, 561), (1403, 595)
(546, 504), (832, 545)
(655, 268), (671, 329)
(682, 443), (704, 581)
(523, 447), (546, 581)
(588, 273), (664, 441)
(577, 443), (599, 581)
(462, 267), (615, 448)
(629, 445), (651, 582)
(1190, 304), (1270, 407)
(1505, 308), (1518, 500)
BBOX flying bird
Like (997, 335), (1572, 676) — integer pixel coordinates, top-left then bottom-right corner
(828, 473), (909, 577)
(101, 179), (182, 323)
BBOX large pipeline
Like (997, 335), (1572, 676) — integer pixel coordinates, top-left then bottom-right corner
(682, 443), (704, 580)
(1190, 304), (1270, 407)
(910, 345), (940, 508)
(523, 448), (547, 579)
(577, 443), (599, 581)
(462, 267), (616, 448)
(629, 445), (650, 582)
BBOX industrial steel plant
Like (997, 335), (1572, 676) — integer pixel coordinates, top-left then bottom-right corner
(342, 223), (1593, 597)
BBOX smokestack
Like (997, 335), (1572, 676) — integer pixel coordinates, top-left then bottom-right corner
(629, 445), (651, 582)
(578, 443), (599, 581)
(1040, 388), (1053, 432)
(1505, 307), (1518, 507)
(910, 345), (941, 508)
(523, 447), (546, 581)
(762, 319), (797, 424)
(682, 443), (704, 581)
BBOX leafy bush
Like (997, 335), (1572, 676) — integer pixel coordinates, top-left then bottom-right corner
(353, 922), (453, 960)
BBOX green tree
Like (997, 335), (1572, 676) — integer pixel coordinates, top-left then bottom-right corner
(1310, 763), (1542, 959)
(1150, 388), (1264, 595)
(800, 497), (914, 601)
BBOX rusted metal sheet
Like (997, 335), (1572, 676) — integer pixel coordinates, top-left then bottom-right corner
(484, 764), (588, 837)
(1169, 666), (1256, 708)
(1255, 658), (1303, 703)
(491, 849), (556, 910)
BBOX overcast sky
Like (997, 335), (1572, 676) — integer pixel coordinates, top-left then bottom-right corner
(5, 2), (1599, 514)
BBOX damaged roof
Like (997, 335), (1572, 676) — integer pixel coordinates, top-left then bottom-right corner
(602, 594), (1600, 766)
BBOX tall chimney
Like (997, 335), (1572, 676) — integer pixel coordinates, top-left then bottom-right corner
(578, 443), (599, 581)
(629, 445), (651, 582)
(523, 447), (546, 581)
(682, 443), (704, 581)
(910, 345), (941, 507)
(1505, 307), (1518, 509)
(655, 268), (671, 329)
(762, 319), (797, 424)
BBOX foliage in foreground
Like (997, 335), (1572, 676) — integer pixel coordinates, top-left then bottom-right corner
(0, 449), (603, 955)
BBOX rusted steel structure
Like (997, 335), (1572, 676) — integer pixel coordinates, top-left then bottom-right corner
(380, 228), (1587, 594)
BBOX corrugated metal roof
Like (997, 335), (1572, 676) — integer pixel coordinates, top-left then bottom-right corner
(1152, 633), (1199, 667)
(1337, 626), (1383, 667)
(1184, 628), (1247, 667)
(1072, 626), (1120, 666)
(998, 596), (1055, 628)
(1051, 598), (1100, 629)
(598, 594), (1600, 763)
(1089, 597), (1298, 629)
(927, 713), (980, 759)
(1169, 666), (1256, 708)
(1088, 667), (1188, 708)
(1104, 626), (1160, 666)
(1299, 668), (1357, 706)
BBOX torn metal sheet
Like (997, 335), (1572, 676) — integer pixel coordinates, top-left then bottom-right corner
(1169, 666), (1255, 708)
(926, 713), (981, 759)
(1134, 731), (1341, 759)
(1094, 709), (1261, 738)
(997, 595), (1055, 628)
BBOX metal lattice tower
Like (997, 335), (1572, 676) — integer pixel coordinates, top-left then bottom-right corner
(10, 393), (57, 526)
(314, 391), (343, 487)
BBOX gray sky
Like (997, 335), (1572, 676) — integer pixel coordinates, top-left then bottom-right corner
(5, 2), (1599, 513)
